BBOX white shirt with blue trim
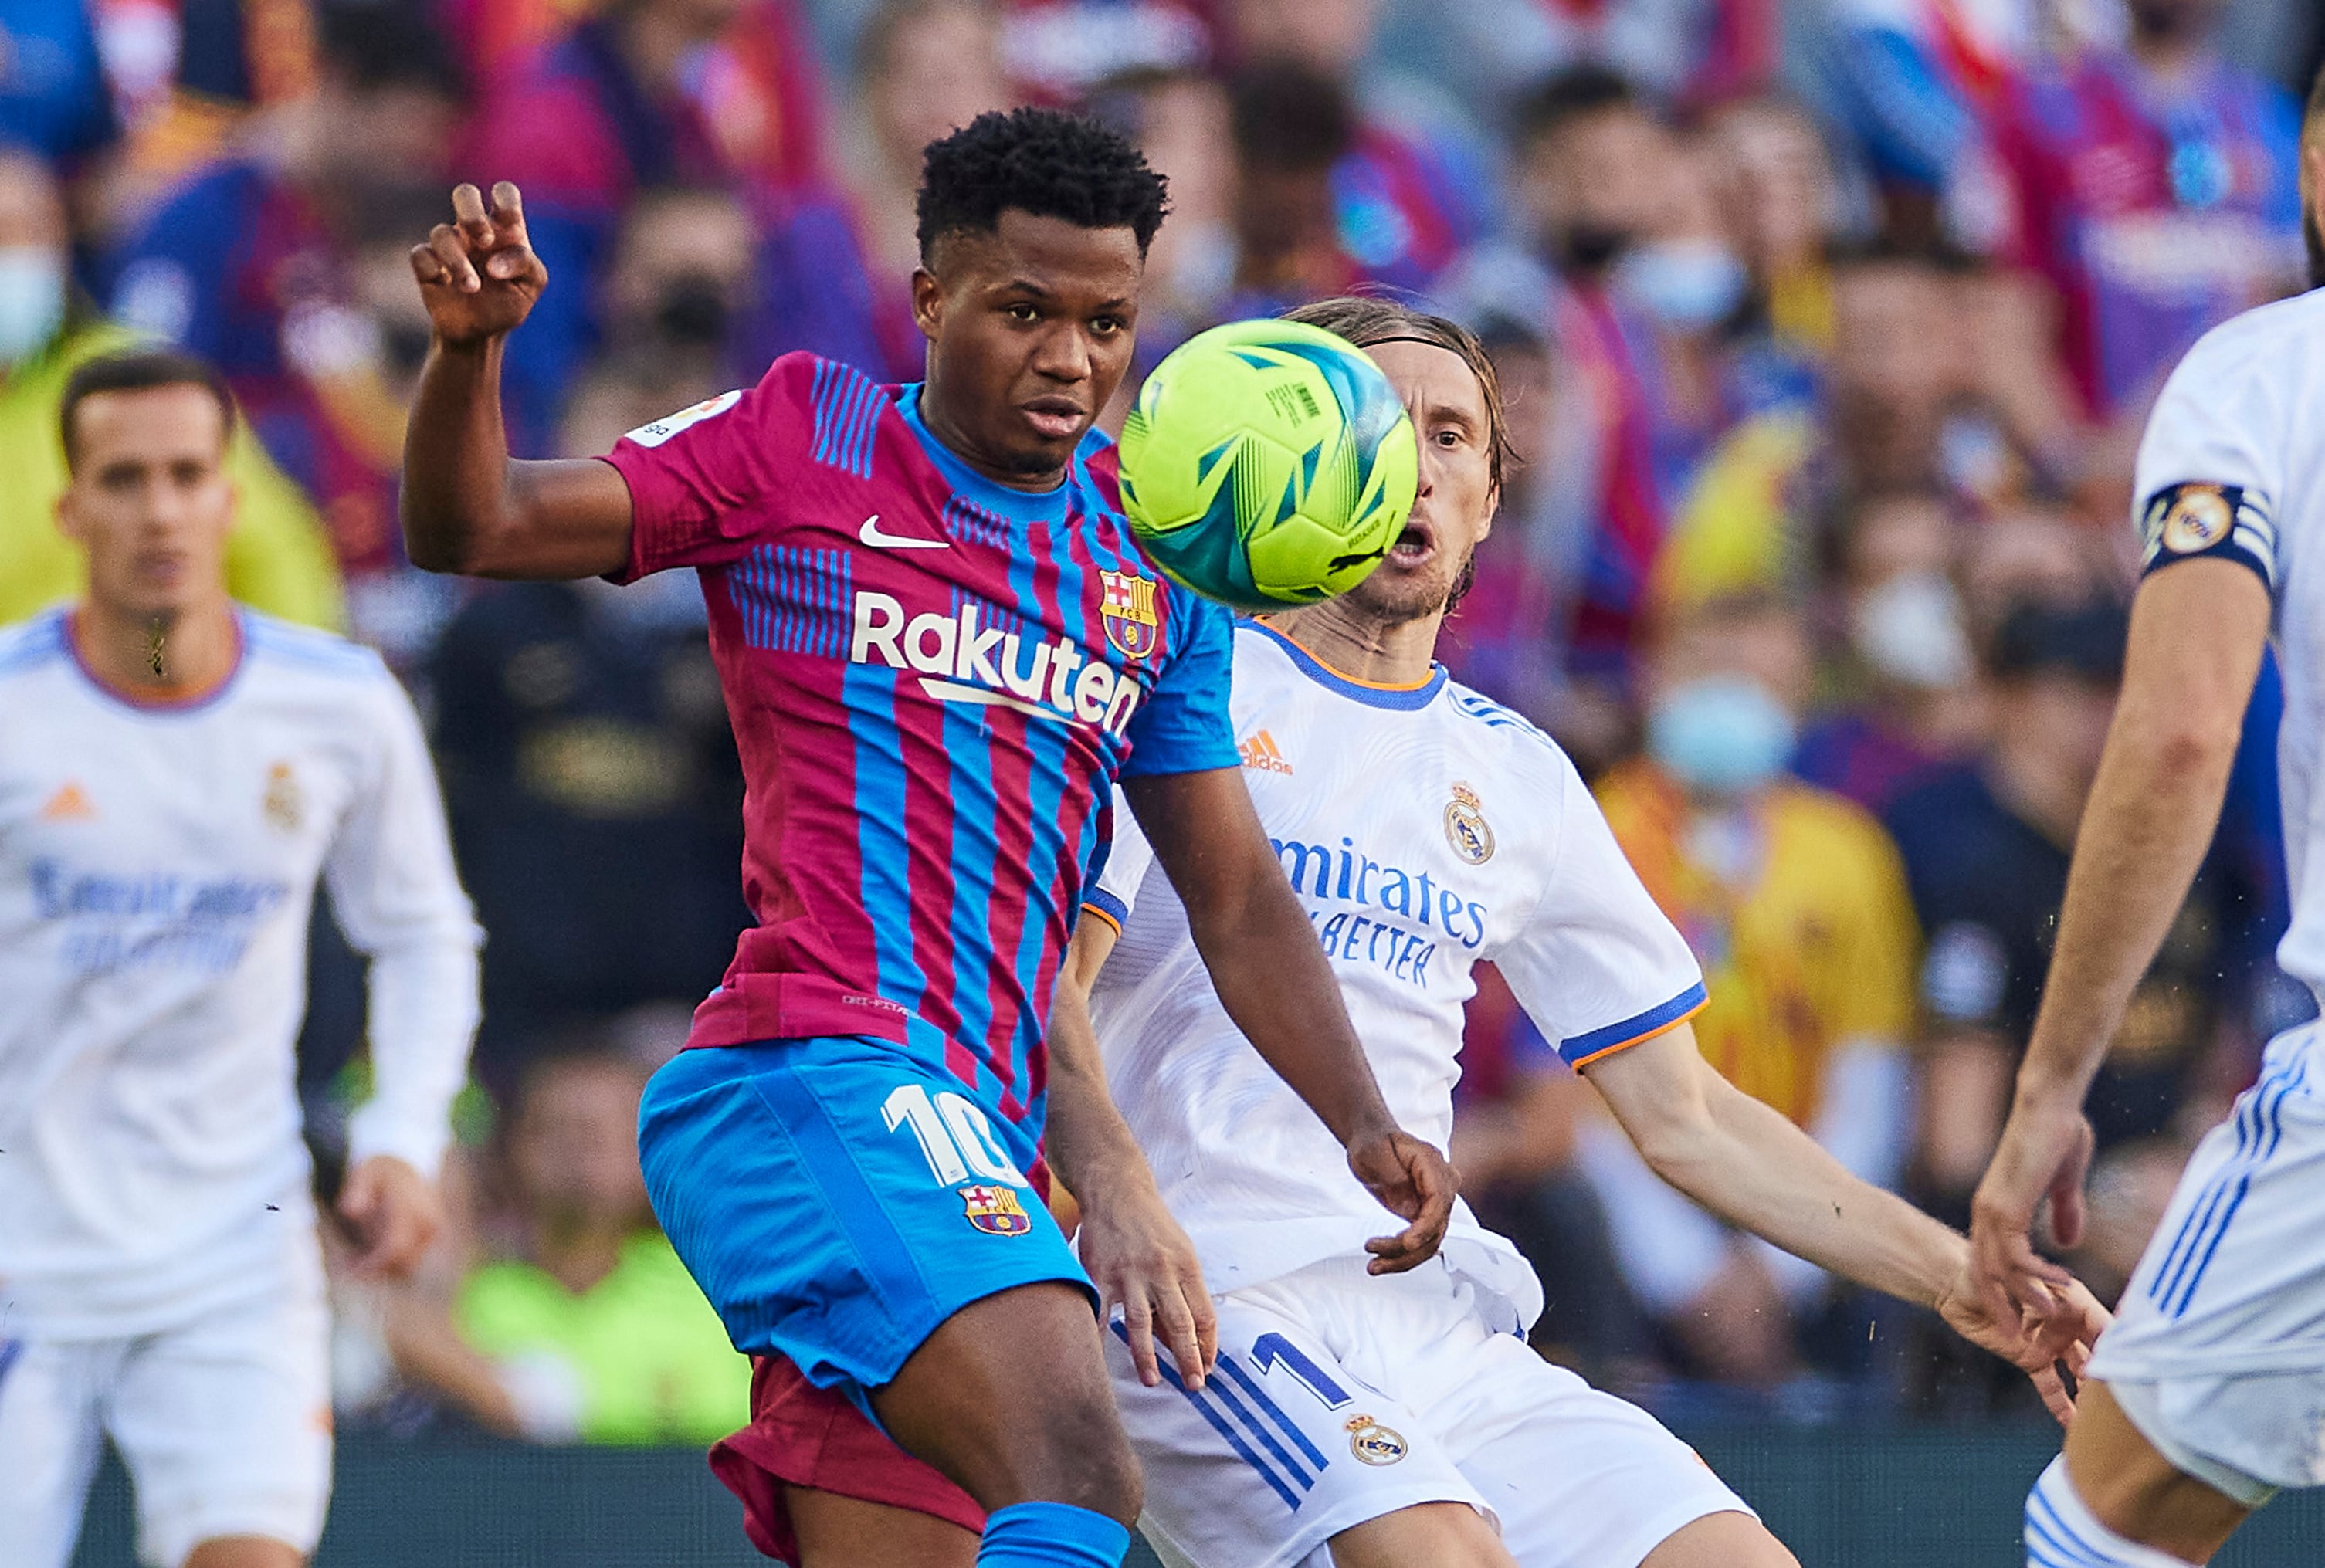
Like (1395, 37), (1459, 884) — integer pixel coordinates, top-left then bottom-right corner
(0, 610), (481, 1340)
(1086, 621), (1703, 1331)
(2132, 286), (2325, 1001)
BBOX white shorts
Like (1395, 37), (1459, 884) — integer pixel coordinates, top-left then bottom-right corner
(2086, 1024), (2325, 1495)
(1109, 1256), (1755, 1568)
(0, 1279), (333, 1568)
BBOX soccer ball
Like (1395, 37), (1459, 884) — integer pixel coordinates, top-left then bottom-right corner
(1117, 319), (1419, 611)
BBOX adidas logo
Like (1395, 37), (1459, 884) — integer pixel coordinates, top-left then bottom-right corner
(1239, 730), (1293, 775)
(41, 782), (95, 821)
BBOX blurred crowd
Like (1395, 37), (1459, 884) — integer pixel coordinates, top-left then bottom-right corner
(5, 0), (2322, 1438)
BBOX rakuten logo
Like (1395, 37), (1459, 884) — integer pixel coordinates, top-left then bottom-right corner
(850, 592), (1142, 734)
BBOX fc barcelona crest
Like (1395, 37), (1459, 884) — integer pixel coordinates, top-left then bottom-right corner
(960, 1184), (1034, 1236)
(1100, 570), (1160, 660)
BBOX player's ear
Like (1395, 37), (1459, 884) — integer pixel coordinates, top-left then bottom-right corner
(911, 265), (945, 344)
(54, 484), (84, 544)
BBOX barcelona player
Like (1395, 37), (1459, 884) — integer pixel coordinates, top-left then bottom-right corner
(399, 109), (1455, 1568)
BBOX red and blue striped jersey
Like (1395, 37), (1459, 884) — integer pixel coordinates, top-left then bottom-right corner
(602, 353), (1235, 1148)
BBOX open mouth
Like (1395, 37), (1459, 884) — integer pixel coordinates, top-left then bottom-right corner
(1019, 398), (1087, 442)
(1387, 517), (1436, 567)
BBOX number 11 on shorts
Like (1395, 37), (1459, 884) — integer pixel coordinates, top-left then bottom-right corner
(883, 1083), (1028, 1187)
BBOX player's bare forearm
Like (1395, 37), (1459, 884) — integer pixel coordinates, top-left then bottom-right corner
(1042, 918), (1156, 1209)
(402, 340), (633, 580)
(402, 179), (634, 580)
(1123, 769), (1395, 1146)
(2017, 560), (2268, 1109)
(1589, 1028), (1961, 1308)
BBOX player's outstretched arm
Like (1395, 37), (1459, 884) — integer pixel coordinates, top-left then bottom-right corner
(1045, 917), (1218, 1389)
(1971, 558), (2269, 1323)
(1587, 1025), (2108, 1422)
(402, 181), (635, 580)
(1122, 768), (1458, 1274)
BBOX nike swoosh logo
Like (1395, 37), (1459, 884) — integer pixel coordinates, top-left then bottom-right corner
(859, 514), (948, 550)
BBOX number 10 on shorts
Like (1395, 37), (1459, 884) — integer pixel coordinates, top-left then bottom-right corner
(883, 1084), (1028, 1187)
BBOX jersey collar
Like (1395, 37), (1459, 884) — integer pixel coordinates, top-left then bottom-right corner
(1242, 619), (1447, 711)
(897, 384), (1089, 527)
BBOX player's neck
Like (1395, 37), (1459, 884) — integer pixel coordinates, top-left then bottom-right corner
(917, 391), (1069, 494)
(1258, 603), (1442, 689)
(69, 596), (240, 704)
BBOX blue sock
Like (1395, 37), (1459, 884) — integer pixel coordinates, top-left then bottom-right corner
(976, 1501), (1130, 1568)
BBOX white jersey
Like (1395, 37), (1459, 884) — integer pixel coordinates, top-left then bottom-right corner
(1087, 622), (1703, 1331)
(0, 608), (481, 1340)
(2131, 287), (2325, 998)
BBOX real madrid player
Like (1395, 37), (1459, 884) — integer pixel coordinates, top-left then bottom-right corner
(0, 350), (482, 1568)
(1063, 297), (2105, 1568)
(1970, 71), (2325, 1568)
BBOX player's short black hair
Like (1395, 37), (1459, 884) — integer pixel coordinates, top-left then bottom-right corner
(1229, 61), (1355, 174)
(317, 0), (466, 100)
(917, 107), (1170, 264)
(1510, 63), (1648, 152)
(59, 349), (236, 469)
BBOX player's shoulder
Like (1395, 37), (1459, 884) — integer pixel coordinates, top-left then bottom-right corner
(1439, 675), (1571, 774)
(0, 608), (72, 683)
(239, 612), (394, 689)
(2167, 291), (2325, 398)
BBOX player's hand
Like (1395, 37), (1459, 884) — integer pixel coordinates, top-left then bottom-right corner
(339, 1155), (443, 1280)
(1076, 1177), (1218, 1390)
(410, 181), (548, 347)
(1935, 1254), (2110, 1426)
(1970, 1090), (2096, 1323)
(1350, 1126), (1458, 1275)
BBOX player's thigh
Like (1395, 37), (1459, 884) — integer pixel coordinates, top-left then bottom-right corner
(788, 1485), (980, 1568)
(2059, 1382), (2251, 1565)
(106, 1289), (331, 1568)
(0, 1335), (113, 1568)
(1327, 1501), (1515, 1568)
(1439, 1333), (1762, 1568)
(874, 1279), (1140, 1519)
(637, 1038), (1091, 1401)
(1108, 1290), (1488, 1568)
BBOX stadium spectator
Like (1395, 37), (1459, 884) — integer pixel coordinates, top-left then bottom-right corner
(1705, 93), (1849, 359)
(382, 1046), (750, 1444)
(1385, 0), (1781, 113)
(1584, 591), (1920, 1390)
(999, 0), (1214, 103)
(423, 364), (749, 1077)
(744, 0), (1011, 383)
(1882, 598), (2270, 1411)
(1222, 59), (1357, 315)
(1223, 0), (1495, 297)
(0, 145), (341, 629)
(605, 184), (760, 381)
(1790, 485), (1983, 814)
(1991, 0), (2308, 419)
(0, 0), (116, 168)
(106, 2), (465, 582)
(465, 0), (830, 440)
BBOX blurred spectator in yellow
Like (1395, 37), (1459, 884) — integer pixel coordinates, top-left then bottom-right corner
(1791, 485), (1984, 814)
(1581, 591), (1919, 1388)
(1705, 93), (1846, 359)
(0, 146), (339, 628)
(384, 1047), (750, 1444)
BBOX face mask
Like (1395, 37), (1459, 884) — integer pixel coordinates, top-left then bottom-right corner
(1647, 674), (1797, 797)
(1613, 239), (1749, 330)
(654, 273), (730, 348)
(0, 247), (66, 365)
(1851, 571), (1972, 690)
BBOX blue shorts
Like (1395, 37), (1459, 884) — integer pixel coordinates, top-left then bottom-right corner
(638, 1035), (1092, 1406)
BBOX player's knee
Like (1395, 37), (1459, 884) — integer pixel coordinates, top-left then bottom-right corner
(180, 1536), (305, 1568)
(1011, 1387), (1143, 1522)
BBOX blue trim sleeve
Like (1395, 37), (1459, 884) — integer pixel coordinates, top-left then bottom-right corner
(1561, 981), (1710, 1068)
(1081, 887), (1130, 933)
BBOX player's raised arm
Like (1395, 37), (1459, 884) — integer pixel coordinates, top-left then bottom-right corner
(1584, 1023), (2109, 1424)
(1121, 767), (1458, 1273)
(1969, 557), (2271, 1320)
(402, 181), (635, 580)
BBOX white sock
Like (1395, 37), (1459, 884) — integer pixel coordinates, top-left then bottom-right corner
(2025, 1455), (2199, 1568)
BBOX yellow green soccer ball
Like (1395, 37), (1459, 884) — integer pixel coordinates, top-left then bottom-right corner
(1117, 319), (1419, 611)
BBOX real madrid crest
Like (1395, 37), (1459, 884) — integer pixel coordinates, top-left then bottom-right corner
(1444, 782), (1493, 865)
(1344, 1414), (1408, 1465)
(263, 761), (303, 832)
(2160, 485), (2234, 555)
